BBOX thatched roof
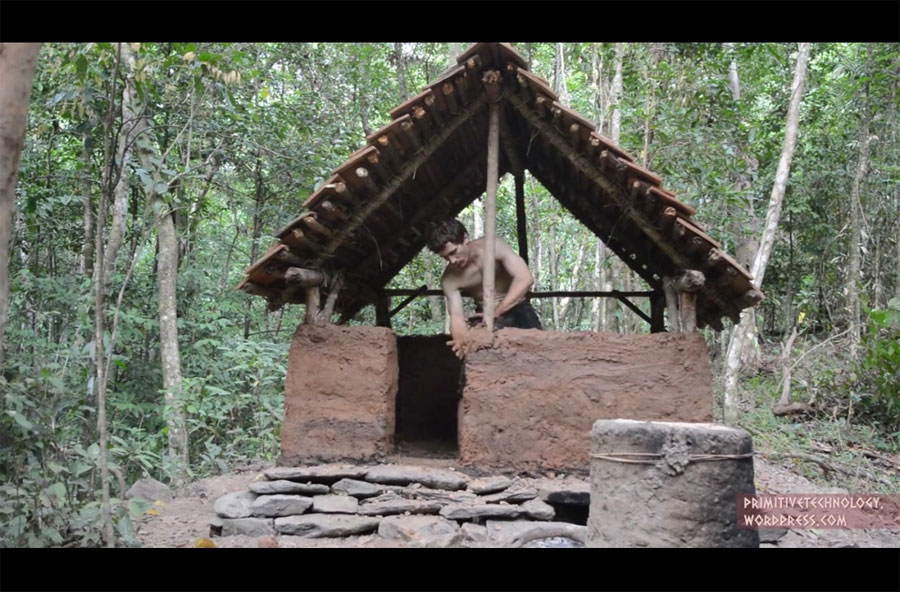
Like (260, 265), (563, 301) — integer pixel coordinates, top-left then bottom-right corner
(238, 43), (761, 331)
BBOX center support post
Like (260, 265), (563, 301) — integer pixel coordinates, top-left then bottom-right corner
(482, 70), (502, 333)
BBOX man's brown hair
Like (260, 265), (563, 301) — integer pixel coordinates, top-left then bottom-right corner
(427, 219), (468, 253)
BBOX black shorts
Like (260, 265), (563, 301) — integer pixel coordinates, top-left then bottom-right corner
(472, 301), (543, 330)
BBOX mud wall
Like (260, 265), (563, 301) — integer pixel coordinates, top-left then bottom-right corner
(281, 324), (397, 465)
(459, 330), (714, 473)
(395, 335), (462, 447)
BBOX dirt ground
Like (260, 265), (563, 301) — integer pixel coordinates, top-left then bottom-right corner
(133, 457), (900, 548)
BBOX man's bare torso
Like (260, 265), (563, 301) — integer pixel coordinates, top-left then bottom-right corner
(441, 238), (513, 308)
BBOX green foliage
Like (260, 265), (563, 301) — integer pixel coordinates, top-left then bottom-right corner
(4, 41), (900, 547)
(854, 299), (900, 432)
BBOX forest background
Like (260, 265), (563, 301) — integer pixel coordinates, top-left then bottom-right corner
(0, 41), (898, 547)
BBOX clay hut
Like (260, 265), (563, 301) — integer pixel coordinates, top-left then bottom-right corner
(238, 43), (762, 474)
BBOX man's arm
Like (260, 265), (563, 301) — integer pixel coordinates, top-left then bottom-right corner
(442, 274), (469, 358)
(494, 238), (534, 316)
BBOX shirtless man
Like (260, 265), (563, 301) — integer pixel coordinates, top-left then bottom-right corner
(427, 219), (542, 358)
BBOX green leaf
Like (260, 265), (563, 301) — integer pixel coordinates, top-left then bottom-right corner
(76, 55), (88, 82)
(47, 462), (67, 475)
(41, 528), (64, 545)
(116, 513), (137, 546)
(135, 168), (154, 192)
(127, 498), (151, 518)
(47, 375), (65, 392)
(47, 482), (67, 502)
(197, 52), (221, 64)
(7, 411), (34, 432)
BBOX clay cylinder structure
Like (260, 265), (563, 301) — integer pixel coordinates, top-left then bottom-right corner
(587, 419), (759, 548)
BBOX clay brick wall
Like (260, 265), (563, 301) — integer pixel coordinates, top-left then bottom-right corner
(459, 330), (714, 473)
(281, 324), (398, 465)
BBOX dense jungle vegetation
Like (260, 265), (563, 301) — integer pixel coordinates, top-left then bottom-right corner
(1, 42), (898, 547)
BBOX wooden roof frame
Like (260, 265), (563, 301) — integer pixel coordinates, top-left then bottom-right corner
(237, 43), (762, 331)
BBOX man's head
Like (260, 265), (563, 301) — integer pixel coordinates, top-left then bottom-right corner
(427, 218), (471, 269)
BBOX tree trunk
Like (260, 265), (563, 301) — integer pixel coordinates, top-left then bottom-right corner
(723, 43), (810, 425)
(103, 58), (141, 276)
(156, 202), (189, 475)
(590, 43), (608, 331)
(554, 43), (570, 107)
(606, 43), (625, 331)
(642, 44), (662, 168)
(0, 43), (41, 372)
(244, 153), (264, 339)
(610, 44), (624, 146)
(724, 42), (741, 101)
(558, 242), (586, 327)
(394, 42), (408, 102)
(80, 132), (95, 277)
(448, 43), (461, 69)
(120, 43), (189, 480)
(848, 44), (872, 360)
(548, 233), (559, 329)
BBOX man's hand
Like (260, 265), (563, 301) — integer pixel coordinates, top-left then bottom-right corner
(447, 335), (467, 359)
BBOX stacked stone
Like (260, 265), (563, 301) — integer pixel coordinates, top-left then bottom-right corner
(211, 463), (589, 547)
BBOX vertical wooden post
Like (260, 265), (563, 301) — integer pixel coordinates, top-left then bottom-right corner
(650, 291), (665, 333)
(515, 172), (528, 263)
(482, 71), (502, 333)
(680, 292), (697, 333)
(375, 290), (392, 329)
(662, 276), (680, 332)
(304, 287), (320, 324)
(673, 270), (704, 333)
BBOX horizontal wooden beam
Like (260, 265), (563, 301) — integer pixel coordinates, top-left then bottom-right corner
(383, 289), (655, 298)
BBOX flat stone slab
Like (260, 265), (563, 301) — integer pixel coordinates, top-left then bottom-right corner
(249, 480), (329, 495)
(365, 465), (468, 491)
(214, 491), (257, 519)
(439, 503), (523, 521)
(459, 523), (488, 544)
(759, 528), (789, 543)
(331, 478), (385, 499)
(358, 498), (442, 516)
(537, 479), (590, 506)
(251, 494), (313, 517)
(522, 536), (584, 548)
(275, 514), (380, 537)
(264, 464), (369, 483)
(481, 487), (537, 504)
(377, 515), (461, 547)
(221, 517), (275, 537)
(521, 498), (555, 521)
(485, 520), (587, 546)
(312, 494), (359, 514)
(399, 486), (478, 504)
(468, 476), (513, 495)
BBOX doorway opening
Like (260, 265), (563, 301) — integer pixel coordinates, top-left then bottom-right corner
(394, 335), (462, 458)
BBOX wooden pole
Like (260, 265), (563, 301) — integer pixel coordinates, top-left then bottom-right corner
(515, 172), (528, 263)
(304, 287), (320, 324)
(483, 71), (502, 332)
(662, 276), (680, 332)
(375, 290), (392, 329)
(680, 292), (697, 333)
(650, 291), (665, 333)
